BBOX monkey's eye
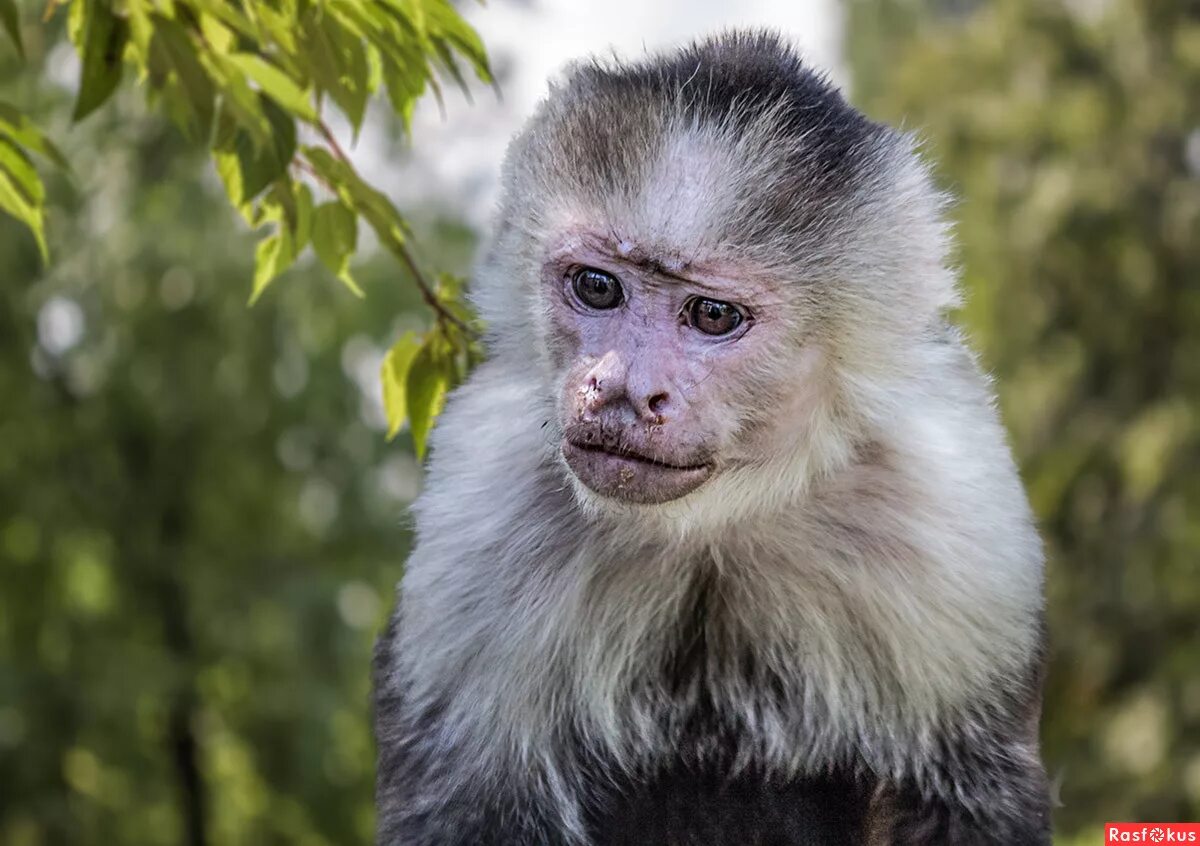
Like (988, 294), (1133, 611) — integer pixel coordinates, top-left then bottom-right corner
(571, 268), (624, 310)
(687, 297), (744, 336)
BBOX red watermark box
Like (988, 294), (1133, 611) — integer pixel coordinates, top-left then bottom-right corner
(1106, 824), (1200, 843)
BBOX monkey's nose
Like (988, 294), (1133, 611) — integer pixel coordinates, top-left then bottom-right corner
(638, 391), (671, 424)
(580, 376), (605, 412)
(580, 352), (628, 413)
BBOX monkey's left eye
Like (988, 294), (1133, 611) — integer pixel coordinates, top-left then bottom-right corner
(686, 298), (744, 336)
(571, 268), (624, 310)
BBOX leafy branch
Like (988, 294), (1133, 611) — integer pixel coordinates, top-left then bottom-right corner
(0, 0), (489, 456)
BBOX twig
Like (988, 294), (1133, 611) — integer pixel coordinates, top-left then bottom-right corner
(316, 118), (352, 166)
(292, 157), (326, 186)
(395, 243), (474, 337)
(309, 121), (475, 338)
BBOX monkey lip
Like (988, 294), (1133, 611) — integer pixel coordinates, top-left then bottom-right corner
(561, 439), (713, 504)
(567, 440), (705, 471)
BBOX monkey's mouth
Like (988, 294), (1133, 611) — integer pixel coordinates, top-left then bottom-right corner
(568, 440), (706, 471)
(561, 439), (713, 504)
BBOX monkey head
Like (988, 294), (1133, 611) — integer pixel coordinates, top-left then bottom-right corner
(472, 32), (957, 522)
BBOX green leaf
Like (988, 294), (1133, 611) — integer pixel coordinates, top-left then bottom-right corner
(380, 331), (422, 440)
(0, 191), (45, 259)
(426, 0), (492, 83)
(225, 53), (317, 122)
(351, 7), (426, 113)
(429, 38), (470, 101)
(405, 334), (450, 459)
(197, 9), (236, 54)
(66, 0), (85, 45)
(234, 96), (296, 204)
(0, 138), (44, 205)
(299, 6), (371, 133)
(249, 228), (296, 305)
(73, 0), (129, 122)
(211, 100), (240, 151)
(188, 0), (256, 40)
(365, 42), (384, 94)
(381, 53), (425, 131)
(259, 179), (298, 232)
(212, 149), (251, 220)
(0, 136), (48, 259)
(254, 179), (312, 255)
(254, 5), (301, 59)
(311, 201), (361, 296)
(0, 0), (23, 59)
(0, 103), (69, 170)
(209, 65), (271, 148)
(435, 272), (465, 303)
(378, 0), (423, 37)
(148, 14), (215, 139)
(294, 182), (313, 250)
(302, 145), (410, 259)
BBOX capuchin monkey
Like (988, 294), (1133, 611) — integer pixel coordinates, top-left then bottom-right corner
(374, 30), (1051, 845)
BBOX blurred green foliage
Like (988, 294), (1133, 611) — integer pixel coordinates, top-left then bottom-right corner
(0, 21), (477, 843)
(847, 0), (1200, 835)
(2, 0), (1197, 844)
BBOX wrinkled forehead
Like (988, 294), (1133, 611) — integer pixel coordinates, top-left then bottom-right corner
(522, 89), (891, 274)
(619, 129), (753, 260)
(541, 127), (752, 267)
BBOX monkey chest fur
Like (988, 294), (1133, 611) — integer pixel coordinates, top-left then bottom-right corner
(575, 609), (875, 842)
(578, 750), (873, 845)
(377, 619), (882, 845)
(376, 541), (1048, 845)
(573, 642), (877, 844)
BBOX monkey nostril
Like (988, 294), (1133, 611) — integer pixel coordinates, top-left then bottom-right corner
(648, 393), (669, 415)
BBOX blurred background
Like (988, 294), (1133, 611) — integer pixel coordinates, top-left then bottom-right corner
(0, 0), (1196, 843)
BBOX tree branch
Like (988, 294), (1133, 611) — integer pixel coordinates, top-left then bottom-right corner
(308, 120), (475, 338)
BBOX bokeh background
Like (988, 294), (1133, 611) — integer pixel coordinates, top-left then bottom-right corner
(1, 0), (1197, 843)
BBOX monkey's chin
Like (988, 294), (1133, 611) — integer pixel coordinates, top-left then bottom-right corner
(560, 440), (713, 505)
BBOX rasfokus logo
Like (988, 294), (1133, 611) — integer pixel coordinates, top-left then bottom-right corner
(1106, 824), (1200, 843)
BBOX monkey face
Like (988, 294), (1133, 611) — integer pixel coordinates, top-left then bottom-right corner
(462, 33), (964, 524)
(542, 231), (795, 506)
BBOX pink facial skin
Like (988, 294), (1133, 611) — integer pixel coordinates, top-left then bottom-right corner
(545, 231), (790, 505)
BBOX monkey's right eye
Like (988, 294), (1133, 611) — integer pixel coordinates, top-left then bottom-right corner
(571, 268), (624, 310)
